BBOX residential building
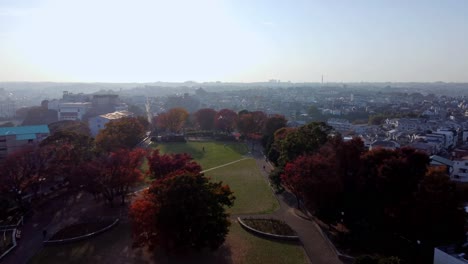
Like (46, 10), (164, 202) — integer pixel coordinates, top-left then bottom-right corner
(88, 110), (133, 136)
(0, 125), (50, 161)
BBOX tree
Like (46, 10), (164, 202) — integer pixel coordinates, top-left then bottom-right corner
(281, 153), (342, 217)
(263, 114), (287, 138)
(146, 149), (202, 179)
(277, 122), (333, 166)
(0, 146), (52, 209)
(79, 148), (146, 206)
(237, 113), (255, 136)
(129, 173), (235, 252)
(410, 166), (465, 247)
(214, 109), (238, 133)
(95, 117), (145, 152)
(194, 108), (217, 130)
(155, 108), (189, 133)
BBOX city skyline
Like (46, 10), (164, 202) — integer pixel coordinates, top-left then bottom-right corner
(1, 0), (467, 83)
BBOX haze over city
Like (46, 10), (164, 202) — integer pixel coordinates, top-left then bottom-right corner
(1, 0), (467, 83)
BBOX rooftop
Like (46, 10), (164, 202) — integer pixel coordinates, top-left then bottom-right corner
(0, 125), (50, 137)
(100, 110), (133, 120)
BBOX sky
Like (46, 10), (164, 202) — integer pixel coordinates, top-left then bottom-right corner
(0, 0), (467, 83)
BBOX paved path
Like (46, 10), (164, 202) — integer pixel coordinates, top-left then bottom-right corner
(233, 147), (342, 264)
(201, 157), (249, 173)
(2, 191), (123, 264)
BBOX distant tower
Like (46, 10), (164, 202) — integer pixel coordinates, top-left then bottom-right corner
(321, 75), (323, 85)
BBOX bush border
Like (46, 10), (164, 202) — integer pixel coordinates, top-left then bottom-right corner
(44, 218), (119, 245)
(237, 217), (299, 241)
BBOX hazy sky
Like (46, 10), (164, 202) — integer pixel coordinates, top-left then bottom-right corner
(0, 0), (467, 83)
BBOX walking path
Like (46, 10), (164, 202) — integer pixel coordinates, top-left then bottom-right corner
(201, 157), (249, 173)
(231, 148), (342, 264)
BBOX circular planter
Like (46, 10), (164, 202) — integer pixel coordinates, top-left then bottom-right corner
(238, 217), (299, 241)
(44, 219), (119, 245)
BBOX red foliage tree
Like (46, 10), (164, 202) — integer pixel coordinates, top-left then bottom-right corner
(214, 109), (238, 133)
(146, 149), (202, 179)
(194, 108), (217, 130)
(281, 153), (342, 213)
(79, 148), (146, 206)
(129, 172), (234, 252)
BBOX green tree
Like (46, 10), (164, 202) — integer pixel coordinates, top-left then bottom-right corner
(278, 122), (333, 166)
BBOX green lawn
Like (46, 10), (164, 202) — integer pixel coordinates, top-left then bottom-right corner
(205, 159), (279, 215)
(228, 221), (308, 264)
(150, 141), (249, 171)
(29, 222), (307, 264)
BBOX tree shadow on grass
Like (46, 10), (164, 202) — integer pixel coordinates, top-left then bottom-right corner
(150, 244), (234, 264)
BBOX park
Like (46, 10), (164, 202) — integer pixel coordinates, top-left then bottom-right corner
(22, 140), (321, 264)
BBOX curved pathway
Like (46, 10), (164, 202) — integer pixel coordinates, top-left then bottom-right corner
(233, 147), (342, 264)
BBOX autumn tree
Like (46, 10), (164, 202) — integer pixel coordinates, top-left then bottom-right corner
(155, 107), (189, 133)
(146, 149), (202, 179)
(0, 146), (52, 209)
(194, 108), (217, 130)
(78, 148), (146, 206)
(129, 173), (235, 252)
(281, 152), (342, 217)
(214, 109), (238, 133)
(95, 117), (145, 152)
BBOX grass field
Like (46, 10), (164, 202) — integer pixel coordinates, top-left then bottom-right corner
(150, 141), (249, 171)
(29, 222), (307, 264)
(205, 159), (279, 215)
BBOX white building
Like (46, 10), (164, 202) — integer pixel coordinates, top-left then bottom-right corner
(452, 157), (468, 182)
(57, 102), (92, 121)
(88, 110), (134, 136)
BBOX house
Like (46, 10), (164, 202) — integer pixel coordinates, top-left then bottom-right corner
(327, 118), (352, 132)
(0, 125), (50, 161)
(88, 110), (134, 136)
(369, 140), (400, 151)
(451, 157), (468, 182)
(430, 155), (454, 175)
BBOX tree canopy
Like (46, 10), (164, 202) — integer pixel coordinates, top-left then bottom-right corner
(130, 172), (234, 252)
(95, 117), (145, 152)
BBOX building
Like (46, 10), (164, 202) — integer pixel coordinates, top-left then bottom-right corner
(57, 102), (92, 121)
(369, 140), (400, 151)
(88, 110), (133, 136)
(0, 125), (50, 161)
(0, 99), (15, 118)
(327, 118), (352, 132)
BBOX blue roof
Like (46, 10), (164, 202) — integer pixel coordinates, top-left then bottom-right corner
(0, 125), (50, 137)
(16, 134), (37, 140)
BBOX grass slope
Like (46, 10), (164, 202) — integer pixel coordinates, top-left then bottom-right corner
(151, 141), (248, 171)
(205, 159), (279, 215)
